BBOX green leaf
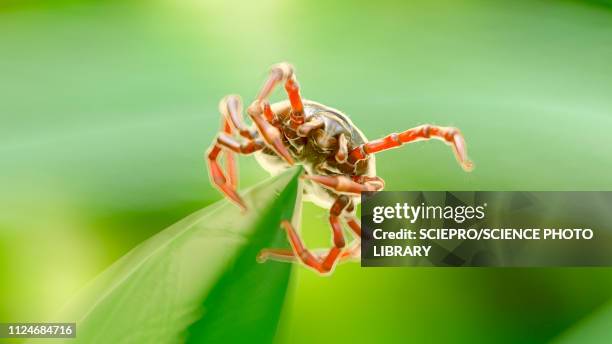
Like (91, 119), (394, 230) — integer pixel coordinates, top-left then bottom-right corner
(38, 167), (303, 344)
(553, 301), (612, 344)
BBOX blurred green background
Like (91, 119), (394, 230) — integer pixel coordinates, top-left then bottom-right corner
(1, 0), (612, 343)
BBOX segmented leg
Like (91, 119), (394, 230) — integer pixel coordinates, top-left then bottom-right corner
(262, 196), (350, 274)
(215, 95), (257, 189)
(207, 143), (247, 210)
(222, 120), (238, 189)
(305, 175), (385, 194)
(249, 101), (294, 164)
(217, 133), (264, 154)
(348, 125), (473, 171)
(281, 220), (341, 274)
(329, 195), (350, 248)
(244, 62), (315, 164)
(248, 63), (334, 153)
(346, 216), (361, 237)
(256, 248), (296, 263)
(258, 211), (363, 265)
(255, 63), (303, 114)
(248, 62), (304, 127)
(207, 98), (264, 210)
(257, 241), (361, 263)
(219, 95), (256, 139)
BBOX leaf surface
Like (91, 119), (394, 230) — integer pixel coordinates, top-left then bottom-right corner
(38, 167), (302, 344)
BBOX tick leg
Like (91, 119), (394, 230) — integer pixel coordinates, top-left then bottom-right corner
(245, 63), (307, 164)
(260, 202), (360, 265)
(280, 220), (327, 272)
(329, 196), (350, 248)
(249, 101), (294, 165)
(305, 175), (385, 195)
(248, 62), (305, 127)
(256, 62), (303, 114)
(209, 95), (257, 195)
(349, 125), (473, 171)
(217, 132), (264, 154)
(280, 224), (343, 274)
(254, 63), (294, 103)
(207, 143), (246, 210)
(221, 120), (238, 188)
(278, 196), (351, 274)
(257, 197), (364, 272)
(219, 95), (256, 139)
(257, 248), (296, 263)
(206, 118), (264, 210)
(258, 243), (360, 263)
(259, 209), (362, 265)
(346, 216), (361, 237)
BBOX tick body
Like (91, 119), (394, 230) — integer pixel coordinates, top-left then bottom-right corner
(206, 62), (472, 274)
(253, 100), (375, 210)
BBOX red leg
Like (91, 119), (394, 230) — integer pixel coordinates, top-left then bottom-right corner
(277, 196), (351, 274)
(349, 125), (473, 171)
(285, 75), (304, 117)
(244, 63), (310, 164)
(305, 175), (385, 195)
(213, 96), (256, 191)
(258, 208), (363, 266)
(249, 101), (294, 164)
(222, 120), (238, 189)
(248, 62), (304, 127)
(346, 217), (361, 237)
(217, 133), (264, 154)
(207, 101), (265, 210)
(329, 196), (350, 248)
(280, 220), (324, 271)
(254, 62), (303, 114)
(219, 95), (256, 139)
(207, 144), (246, 210)
(258, 243), (360, 263)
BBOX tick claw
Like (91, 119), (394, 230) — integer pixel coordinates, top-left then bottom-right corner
(256, 251), (268, 263)
(223, 186), (247, 211)
(461, 160), (474, 172)
(450, 132), (473, 172)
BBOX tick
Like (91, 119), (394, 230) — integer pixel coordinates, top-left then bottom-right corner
(206, 63), (472, 274)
